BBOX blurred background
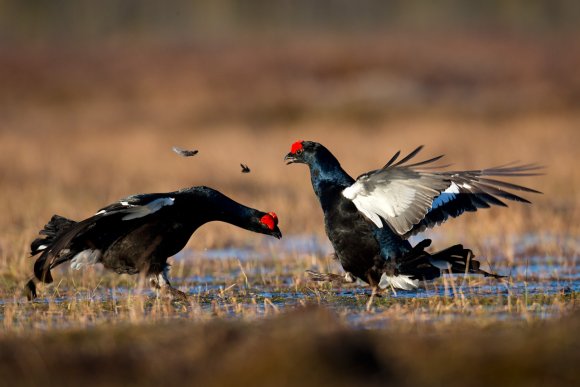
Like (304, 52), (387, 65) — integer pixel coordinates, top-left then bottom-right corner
(1, 0), (579, 253)
(1, 4), (580, 385)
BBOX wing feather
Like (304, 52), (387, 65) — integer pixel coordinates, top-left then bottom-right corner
(405, 164), (543, 237)
(343, 159), (450, 235)
(392, 145), (424, 167)
(343, 147), (542, 237)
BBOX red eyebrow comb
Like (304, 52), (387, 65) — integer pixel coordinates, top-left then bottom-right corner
(290, 141), (304, 154)
(260, 213), (277, 230)
(267, 212), (278, 224)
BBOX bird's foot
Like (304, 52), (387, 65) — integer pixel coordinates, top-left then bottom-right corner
(151, 284), (188, 302)
(306, 270), (356, 284)
(150, 270), (188, 302)
(160, 285), (188, 302)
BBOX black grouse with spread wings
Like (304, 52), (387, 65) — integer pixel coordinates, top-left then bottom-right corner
(285, 141), (541, 290)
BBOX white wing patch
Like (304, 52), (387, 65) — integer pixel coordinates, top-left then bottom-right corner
(95, 199), (138, 216)
(343, 181), (382, 227)
(343, 177), (442, 234)
(121, 197), (175, 221)
(378, 273), (419, 290)
(343, 180), (419, 228)
(70, 249), (102, 270)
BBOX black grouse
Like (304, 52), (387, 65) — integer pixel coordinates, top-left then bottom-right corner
(27, 186), (281, 300)
(285, 141), (541, 291)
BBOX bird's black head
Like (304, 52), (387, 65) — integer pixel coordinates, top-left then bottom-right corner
(258, 211), (282, 239)
(284, 140), (322, 165)
(284, 140), (352, 188)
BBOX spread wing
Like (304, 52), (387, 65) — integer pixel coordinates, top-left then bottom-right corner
(406, 163), (542, 237)
(342, 146), (542, 237)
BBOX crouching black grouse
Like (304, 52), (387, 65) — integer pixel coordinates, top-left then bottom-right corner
(26, 186), (281, 300)
(285, 141), (541, 291)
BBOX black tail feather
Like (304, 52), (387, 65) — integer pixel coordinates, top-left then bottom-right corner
(393, 239), (440, 281)
(33, 258), (54, 284)
(30, 215), (76, 256)
(394, 240), (505, 281)
(431, 244), (506, 279)
(29, 214), (76, 286)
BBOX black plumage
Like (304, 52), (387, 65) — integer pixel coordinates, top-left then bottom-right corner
(285, 141), (541, 290)
(26, 186), (281, 300)
(240, 164), (251, 173)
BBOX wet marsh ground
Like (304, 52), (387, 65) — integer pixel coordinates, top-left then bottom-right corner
(1, 32), (579, 385)
(1, 233), (578, 331)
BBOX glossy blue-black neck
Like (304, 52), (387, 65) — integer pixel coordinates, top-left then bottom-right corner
(187, 186), (263, 229)
(306, 146), (354, 198)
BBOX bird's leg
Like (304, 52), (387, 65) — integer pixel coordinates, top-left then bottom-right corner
(306, 270), (356, 284)
(149, 275), (160, 289)
(366, 273), (383, 298)
(366, 286), (379, 311)
(152, 267), (188, 301)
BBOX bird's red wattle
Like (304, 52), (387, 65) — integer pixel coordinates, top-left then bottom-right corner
(290, 141), (304, 154)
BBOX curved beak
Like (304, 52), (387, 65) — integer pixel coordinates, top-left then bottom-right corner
(284, 153), (297, 165)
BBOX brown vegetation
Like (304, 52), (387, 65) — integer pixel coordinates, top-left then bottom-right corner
(0, 29), (579, 385)
(1, 307), (579, 387)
